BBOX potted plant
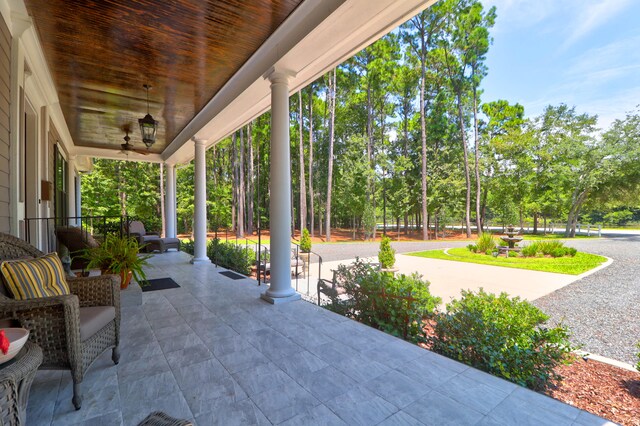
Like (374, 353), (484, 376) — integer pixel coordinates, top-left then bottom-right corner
(298, 228), (312, 263)
(81, 234), (151, 289)
(378, 235), (397, 274)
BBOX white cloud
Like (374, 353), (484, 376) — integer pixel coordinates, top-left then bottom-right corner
(559, 0), (633, 51)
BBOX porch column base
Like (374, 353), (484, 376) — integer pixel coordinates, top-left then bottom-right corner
(190, 257), (210, 264)
(260, 292), (301, 305)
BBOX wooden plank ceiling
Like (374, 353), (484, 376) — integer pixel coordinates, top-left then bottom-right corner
(24, 0), (302, 154)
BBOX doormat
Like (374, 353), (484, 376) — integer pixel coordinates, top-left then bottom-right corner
(219, 271), (246, 280)
(140, 278), (181, 292)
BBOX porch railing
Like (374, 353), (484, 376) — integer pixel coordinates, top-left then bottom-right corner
(23, 215), (125, 254)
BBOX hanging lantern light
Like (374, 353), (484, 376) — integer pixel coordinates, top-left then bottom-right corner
(138, 84), (158, 148)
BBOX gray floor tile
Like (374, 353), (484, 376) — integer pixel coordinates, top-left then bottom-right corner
(378, 411), (426, 426)
(121, 391), (193, 426)
(153, 323), (193, 341)
(325, 384), (397, 426)
(216, 345), (270, 374)
(68, 411), (123, 426)
(404, 390), (485, 426)
(292, 366), (358, 403)
(279, 404), (347, 426)
(207, 334), (254, 357)
(183, 376), (248, 418)
(116, 353), (170, 384)
(51, 383), (120, 425)
(173, 358), (229, 390)
(435, 373), (511, 414)
(157, 332), (203, 354)
(119, 370), (180, 402)
(232, 362), (297, 396)
(195, 396), (270, 426)
(165, 342), (213, 370)
(509, 386), (581, 421)
(250, 380), (321, 424)
(365, 369), (431, 409)
(460, 367), (519, 395)
(397, 354), (460, 388)
(487, 391), (576, 426)
(333, 354), (391, 383)
(572, 410), (617, 426)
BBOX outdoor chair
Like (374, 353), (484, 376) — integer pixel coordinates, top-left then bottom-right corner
(0, 232), (120, 410)
(128, 221), (180, 253)
(55, 226), (100, 271)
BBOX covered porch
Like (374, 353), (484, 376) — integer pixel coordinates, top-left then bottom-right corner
(27, 252), (601, 425)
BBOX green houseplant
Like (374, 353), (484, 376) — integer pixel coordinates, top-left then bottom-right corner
(81, 234), (151, 289)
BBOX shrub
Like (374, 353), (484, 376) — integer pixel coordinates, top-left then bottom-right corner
(207, 238), (255, 275)
(466, 244), (478, 253)
(521, 243), (538, 257)
(182, 239), (195, 255)
(521, 240), (577, 258)
(431, 289), (574, 390)
(476, 233), (497, 254)
(378, 235), (396, 269)
(508, 250), (518, 257)
(300, 228), (312, 253)
(327, 259), (440, 343)
(636, 342), (640, 372)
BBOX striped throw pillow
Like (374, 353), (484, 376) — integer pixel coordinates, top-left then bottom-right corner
(0, 253), (70, 300)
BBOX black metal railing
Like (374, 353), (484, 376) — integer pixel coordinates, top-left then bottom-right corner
(291, 239), (323, 297)
(23, 215), (124, 254)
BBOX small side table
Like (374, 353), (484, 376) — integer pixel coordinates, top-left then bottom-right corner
(0, 342), (43, 425)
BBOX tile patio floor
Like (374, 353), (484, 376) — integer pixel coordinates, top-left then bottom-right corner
(27, 252), (613, 425)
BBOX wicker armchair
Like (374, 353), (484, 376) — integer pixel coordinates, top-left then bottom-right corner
(0, 232), (120, 410)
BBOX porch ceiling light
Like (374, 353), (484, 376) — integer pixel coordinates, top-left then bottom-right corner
(138, 84), (158, 148)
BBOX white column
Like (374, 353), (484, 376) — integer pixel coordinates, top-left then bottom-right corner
(261, 68), (300, 304)
(67, 155), (77, 224)
(191, 138), (209, 263)
(165, 163), (177, 239)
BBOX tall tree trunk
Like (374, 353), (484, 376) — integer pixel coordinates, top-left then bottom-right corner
(308, 85), (315, 237)
(298, 90), (307, 232)
(247, 122), (254, 234)
(365, 63), (376, 241)
(160, 163), (166, 237)
(472, 80), (482, 236)
(455, 90), (472, 238)
(231, 133), (237, 234)
(237, 128), (245, 238)
(326, 69), (336, 242)
(419, 27), (429, 241)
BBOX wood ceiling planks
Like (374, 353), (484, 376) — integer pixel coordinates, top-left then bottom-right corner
(24, 0), (302, 153)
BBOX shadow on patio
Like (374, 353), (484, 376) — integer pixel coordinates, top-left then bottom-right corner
(28, 252), (609, 425)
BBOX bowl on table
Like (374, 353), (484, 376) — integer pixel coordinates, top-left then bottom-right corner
(0, 328), (29, 364)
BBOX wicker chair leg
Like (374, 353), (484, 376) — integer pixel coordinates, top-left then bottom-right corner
(72, 381), (82, 410)
(112, 346), (120, 364)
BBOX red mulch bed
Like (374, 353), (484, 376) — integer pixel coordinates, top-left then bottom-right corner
(420, 321), (639, 425)
(546, 357), (640, 426)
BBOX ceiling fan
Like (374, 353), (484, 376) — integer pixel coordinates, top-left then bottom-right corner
(120, 124), (149, 155)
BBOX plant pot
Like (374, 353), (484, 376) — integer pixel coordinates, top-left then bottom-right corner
(119, 270), (133, 289)
(298, 252), (311, 262)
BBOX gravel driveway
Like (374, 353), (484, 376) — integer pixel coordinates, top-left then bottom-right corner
(534, 236), (640, 365)
(312, 236), (640, 365)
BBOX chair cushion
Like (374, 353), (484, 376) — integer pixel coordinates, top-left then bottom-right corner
(0, 253), (71, 300)
(128, 221), (147, 236)
(55, 227), (99, 253)
(79, 306), (115, 341)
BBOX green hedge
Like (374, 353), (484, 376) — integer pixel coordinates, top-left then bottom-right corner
(181, 238), (255, 275)
(207, 238), (255, 275)
(324, 260), (440, 343)
(431, 289), (574, 390)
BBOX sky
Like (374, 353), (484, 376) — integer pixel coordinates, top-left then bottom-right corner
(481, 0), (640, 129)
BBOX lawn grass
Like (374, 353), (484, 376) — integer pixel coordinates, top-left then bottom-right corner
(408, 247), (607, 275)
